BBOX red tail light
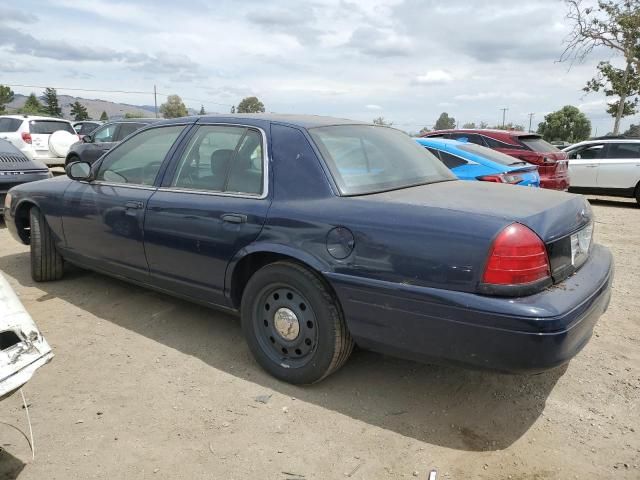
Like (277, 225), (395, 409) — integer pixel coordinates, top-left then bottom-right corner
(476, 173), (522, 184)
(21, 132), (32, 144)
(482, 223), (550, 285)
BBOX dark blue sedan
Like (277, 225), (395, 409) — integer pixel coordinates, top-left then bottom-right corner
(3, 115), (613, 384)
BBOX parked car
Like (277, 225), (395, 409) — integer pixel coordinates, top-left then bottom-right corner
(0, 115), (77, 166)
(563, 138), (640, 204)
(421, 129), (569, 190)
(73, 120), (102, 137)
(551, 140), (572, 149)
(0, 138), (51, 209)
(66, 118), (160, 166)
(4, 115), (613, 384)
(415, 137), (540, 187)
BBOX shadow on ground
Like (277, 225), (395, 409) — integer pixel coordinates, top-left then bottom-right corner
(587, 197), (638, 209)
(0, 252), (566, 452)
(0, 450), (25, 480)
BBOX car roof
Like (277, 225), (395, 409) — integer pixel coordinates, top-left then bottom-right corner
(569, 138), (640, 147)
(415, 137), (460, 147)
(427, 128), (538, 138)
(156, 113), (370, 129)
(0, 114), (73, 123)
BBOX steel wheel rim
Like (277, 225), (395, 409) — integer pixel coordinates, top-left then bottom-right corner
(253, 284), (318, 368)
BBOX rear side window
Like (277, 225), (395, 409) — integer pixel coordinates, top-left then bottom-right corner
(606, 142), (640, 159)
(483, 135), (524, 150)
(450, 133), (484, 146)
(439, 151), (468, 169)
(29, 120), (75, 134)
(457, 143), (523, 166)
(171, 125), (264, 195)
(425, 147), (441, 159)
(518, 136), (560, 153)
(0, 118), (22, 132)
(115, 123), (145, 141)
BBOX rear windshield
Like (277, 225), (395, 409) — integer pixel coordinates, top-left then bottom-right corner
(457, 143), (527, 166)
(309, 125), (455, 195)
(0, 118), (22, 132)
(29, 120), (75, 135)
(518, 136), (560, 153)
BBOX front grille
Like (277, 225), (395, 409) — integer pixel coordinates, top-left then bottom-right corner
(0, 154), (28, 164)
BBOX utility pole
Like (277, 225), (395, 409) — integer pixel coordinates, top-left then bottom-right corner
(154, 84), (158, 118)
(528, 113), (535, 133)
(500, 108), (508, 128)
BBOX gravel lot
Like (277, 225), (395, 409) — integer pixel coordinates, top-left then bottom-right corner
(0, 195), (638, 480)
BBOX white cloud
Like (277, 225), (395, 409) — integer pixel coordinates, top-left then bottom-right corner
(414, 70), (453, 85)
(366, 104), (383, 110)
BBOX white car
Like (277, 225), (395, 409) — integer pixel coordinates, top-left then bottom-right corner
(564, 138), (640, 205)
(0, 115), (78, 166)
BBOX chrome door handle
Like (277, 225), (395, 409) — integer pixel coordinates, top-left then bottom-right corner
(125, 201), (143, 209)
(221, 213), (247, 224)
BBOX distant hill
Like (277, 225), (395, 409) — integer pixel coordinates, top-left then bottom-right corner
(6, 94), (199, 120)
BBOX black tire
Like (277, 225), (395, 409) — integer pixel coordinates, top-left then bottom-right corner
(240, 261), (354, 384)
(635, 183), (640, 206)
(30, 207), (64, 282)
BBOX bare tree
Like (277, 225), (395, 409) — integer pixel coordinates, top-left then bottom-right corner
(561, 0), (640, 134)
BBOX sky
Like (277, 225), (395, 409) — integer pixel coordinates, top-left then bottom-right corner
(1, 0), (637, 135)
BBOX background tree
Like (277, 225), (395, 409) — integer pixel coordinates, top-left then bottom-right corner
(462, 122), (476, 129)
(199, 105), (206, 115)
(124, 111), (145, 119)
(372, 116), (393, 126)
(624, 123), (640, 136)
(434, 112), (456, 130)
(0, 85), (14, 114)
(99, 111), (109, 121)
(479, 121), (489, 128)
(42, 87), (62, 117)
(418, 126), (431, 135)
(19, 93), (43, 114)
(160, 94), (188, 118)
(537, 105), (591, 142)
(70, 101), (89, 121)
(562, 0), (640, 134)
(236, 96), (265, 113)
(490, 122), (525, 131)
(584, 61), (640, 130)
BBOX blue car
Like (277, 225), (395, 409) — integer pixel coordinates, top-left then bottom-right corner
(4, 116), (612, 384)
(416, 137), (540, 187)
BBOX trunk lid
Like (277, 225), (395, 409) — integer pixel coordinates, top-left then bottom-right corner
(366, 180), (591, 243)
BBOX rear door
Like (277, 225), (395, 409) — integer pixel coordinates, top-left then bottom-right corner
(144, 124), (270, 305)
(28, 119), (75, 159)
(566, 143), (605, 188)
(597, 142), (640, 189)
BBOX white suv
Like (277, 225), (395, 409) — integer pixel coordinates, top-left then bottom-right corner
(0, 115), (78, 166)
(564, 138), (640, 205)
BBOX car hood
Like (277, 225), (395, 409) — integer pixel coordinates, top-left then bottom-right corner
(364, 180), (591, 242)
(0, 153), (48, 171)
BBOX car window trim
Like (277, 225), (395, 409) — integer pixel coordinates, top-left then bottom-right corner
(91, 123), (193, 188)
(157, 123), (270, 200)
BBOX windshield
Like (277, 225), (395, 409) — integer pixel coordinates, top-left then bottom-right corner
(457, 143), (527, 166)
(518, 136), (560, 153)
(309, 125), (455, 195)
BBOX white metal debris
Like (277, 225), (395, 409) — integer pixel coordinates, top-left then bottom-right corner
(0, 272), (53, 400)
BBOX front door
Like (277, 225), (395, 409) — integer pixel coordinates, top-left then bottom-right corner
(567, 143), (604, 188)
(61, 125), (187, 282)
(144, 124), (270, 306)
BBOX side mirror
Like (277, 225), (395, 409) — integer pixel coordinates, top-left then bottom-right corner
(83, 134), (93, 143)
(66, 161), (93, 181)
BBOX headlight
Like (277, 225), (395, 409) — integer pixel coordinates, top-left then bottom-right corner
(4, 192), (12, 209)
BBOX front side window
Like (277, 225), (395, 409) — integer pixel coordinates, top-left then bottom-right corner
(93, 124), (117, 142)
(568, 144), (604, 160)
(115, 123), (145, 142)
(171, 125), (264, 195)
(29, 120), (75, 134)
(96, 125), (185, 185)
(310, 125), (455, 195)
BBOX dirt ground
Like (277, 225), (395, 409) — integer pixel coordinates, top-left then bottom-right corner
(0, 195), (638, 480)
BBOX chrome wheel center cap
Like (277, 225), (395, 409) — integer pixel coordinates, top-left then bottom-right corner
(273, 307), (300, 341)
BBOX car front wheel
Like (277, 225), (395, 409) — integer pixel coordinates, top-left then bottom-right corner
(241, 261), (354, 384)
(30, 207), (64, 282)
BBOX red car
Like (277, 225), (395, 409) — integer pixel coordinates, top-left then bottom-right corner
(421, 129), (569, 190)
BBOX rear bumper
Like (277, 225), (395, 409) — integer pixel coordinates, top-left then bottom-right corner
(326, 244), (613, 373)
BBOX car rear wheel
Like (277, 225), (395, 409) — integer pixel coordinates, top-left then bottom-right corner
(240, 261), (354, 384)
(30, 207), (64, 282)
